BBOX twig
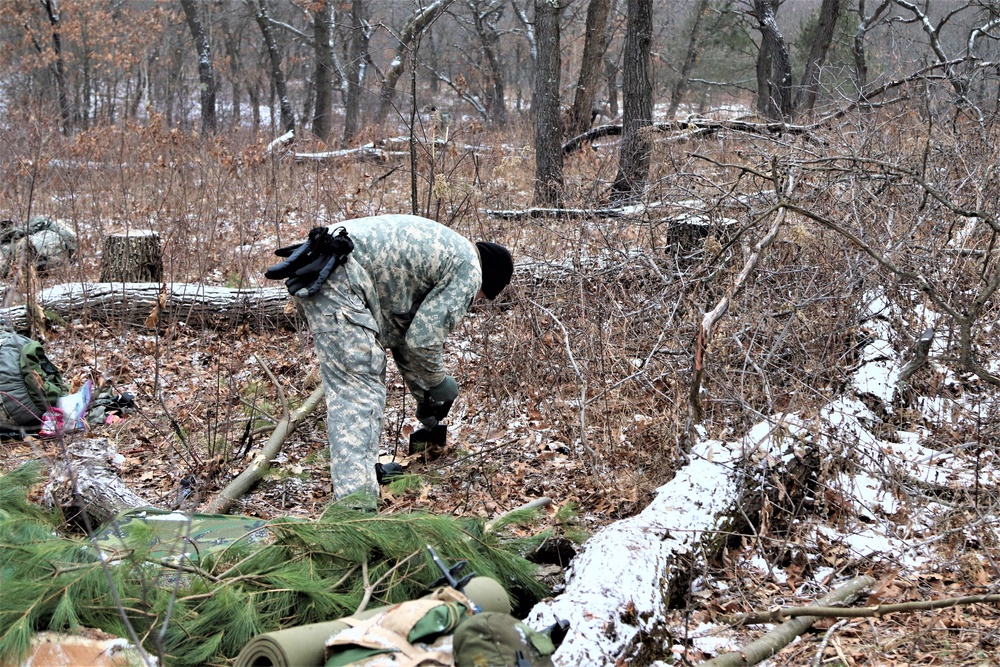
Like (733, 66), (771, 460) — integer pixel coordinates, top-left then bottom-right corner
(527, 299), (597, 460)
(700, 575), (874, 667)
(253, 353), (289, 420)
(811, 619), (848, 667)
(355, 549), (421, 614)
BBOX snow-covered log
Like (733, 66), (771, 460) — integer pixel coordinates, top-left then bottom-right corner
(527, 428), (818, 666)
(0, 282), (299, 332)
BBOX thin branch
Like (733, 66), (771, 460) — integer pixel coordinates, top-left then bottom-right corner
(203, 384), (325, 514)
(355, 550), (421, 614)
(701, 576), (875, 666)
(527, 299), (597, 460)
(722, 591), (1000, 626)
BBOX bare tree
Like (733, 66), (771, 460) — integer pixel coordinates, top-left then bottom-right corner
(566, 0), (611, 137)
(851, 0), (891, 96)
(666, 0), (710, 119)
(470, 0), (508, 127)
(751, 0), (792, 121)
(312, 0), (334, 140)
(794, 0), (842, 116)
(374, 0), (455, 128)
(40, 0), (72, 134)
(248, 0), (295, 135)
(179, 0), (218, 134)
(342, 0), (369, 143)
(533, 0), (563, 207)
(609, 0), (652, 203)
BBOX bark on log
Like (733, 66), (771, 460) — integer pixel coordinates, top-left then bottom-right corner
(43, 437), (159, 527)
(699, 575), (875, 667)
(99, 231), (163, 283)
(0, 282), (301, 332)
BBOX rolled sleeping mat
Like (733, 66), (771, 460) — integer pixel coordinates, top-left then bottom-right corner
(234, 578), (510, 667)
(234, 619), (353, 667)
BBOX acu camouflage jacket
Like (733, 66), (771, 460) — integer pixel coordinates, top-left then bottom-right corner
(331, 214), (482, 396)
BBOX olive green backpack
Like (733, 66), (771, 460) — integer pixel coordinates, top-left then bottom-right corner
(452, 612), (556, 667)
(0, 330), (68, 431)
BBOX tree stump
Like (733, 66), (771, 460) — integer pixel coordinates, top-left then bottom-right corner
(99, 230), (163, 282)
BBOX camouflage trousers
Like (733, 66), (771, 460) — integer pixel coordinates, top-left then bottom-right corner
(298, 267), (387, 508)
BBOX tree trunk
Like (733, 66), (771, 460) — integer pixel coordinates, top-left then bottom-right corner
(566, 0), (611, 137)
(312, 1), (334, 140)
(794, 0), (842, 116)
(527, 431), (822, 665)
(179, 0), (218, 135)
(753, 0), (793, 122)
(610, 0), (653, 203)
(250, 0), (295, 135)
(533, 0), (563, 207)
(0, 282), (300, 332)
(342, 0), (368, 143)
(473, 2), (508, 128)
(99, 231), (163, 283)
(666, 0), (710, 119)
(374, 0), (454, 128)
(42, 0), (73, 135)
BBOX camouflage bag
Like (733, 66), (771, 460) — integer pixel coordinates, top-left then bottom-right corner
(324, 587), (474, 667)
(0, 330), (68, 430)
(452, 612), (555, 667)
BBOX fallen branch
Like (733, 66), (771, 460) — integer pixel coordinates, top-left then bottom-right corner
(203, 384), (325, 514)
(722, 591), (1000, 626)
(562, 118), (817, 154)
(485, 206), (632, 220)
(690, 206), (784, 424)
(699, 575), (875, 667)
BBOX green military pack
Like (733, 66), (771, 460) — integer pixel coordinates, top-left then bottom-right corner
(452, 612), (555, 667)
(0, 330), (68, 430)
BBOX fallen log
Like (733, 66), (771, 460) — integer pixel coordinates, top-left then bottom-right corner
(526, 427), (820, 666)
(0, 282), (300, 332)
(562, 118), (818, 154)
(43, 437), (160, 526)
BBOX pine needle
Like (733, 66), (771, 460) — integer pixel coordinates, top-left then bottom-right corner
(0, 463), (552, 666)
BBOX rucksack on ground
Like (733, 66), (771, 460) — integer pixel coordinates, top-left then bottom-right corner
(0, 329), (68, 431)
(452, 612), (556, 667)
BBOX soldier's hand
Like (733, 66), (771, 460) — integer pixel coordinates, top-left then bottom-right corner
(416, 376), (458, 428)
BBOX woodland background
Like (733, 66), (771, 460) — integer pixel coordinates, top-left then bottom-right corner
(2, 0), (1000, 665)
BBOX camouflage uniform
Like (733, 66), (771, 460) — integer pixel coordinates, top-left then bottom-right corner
(296, 215), (482, 505)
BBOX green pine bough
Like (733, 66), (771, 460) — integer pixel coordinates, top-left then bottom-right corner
(0, 463), (551, 666)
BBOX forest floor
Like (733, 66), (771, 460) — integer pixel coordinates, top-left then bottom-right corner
(3, 306), (999, 666)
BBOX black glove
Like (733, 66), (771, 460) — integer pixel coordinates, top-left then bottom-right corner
(416, 376), (458, 429)
(265, 226), (353, 296)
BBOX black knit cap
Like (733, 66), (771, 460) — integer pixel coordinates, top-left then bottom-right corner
(475, 241), (514, 300)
